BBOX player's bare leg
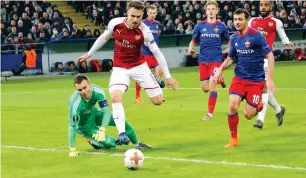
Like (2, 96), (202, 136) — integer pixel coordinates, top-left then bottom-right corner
(149, 94), (163, 105)
(203, 77), (217, 120)
(225, 94), (241, 148)
(110, 89), (131, 145)
(201, 80), (210, 93)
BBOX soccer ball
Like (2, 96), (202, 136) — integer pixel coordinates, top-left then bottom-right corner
(123, 148), (144, 170)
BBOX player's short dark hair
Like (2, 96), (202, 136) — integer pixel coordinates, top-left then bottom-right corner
(74, 74), (89, 84)
(127, 0), (145, 11)
(234, 8), (250, 20)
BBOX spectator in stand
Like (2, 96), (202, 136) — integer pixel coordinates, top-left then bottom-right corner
(22, 13), (32, 31)
(60, 29), (69, 40)
(78, 61), (90, 73)
(293, 18), (303, 28)
(63, 12), (73, 26)
(279, 49), (289, 61)
(175, 23), (185, 34)
(72, 24), (82, 37)
(50, 31), (59, 42)
(185, 23), (194, 34)
(93, 29), (101, 38)
(63, 18), (73, 34)
(227, 20), (235, 31)
(8, 26), (18, 38)
(82, 24), (91, 37)
(65, 62), (78, 72)
(40, 12), (52, 25)
(288, 49), (296, 60)
(84, 31), (93, 38)
(25, 33), (37, 49)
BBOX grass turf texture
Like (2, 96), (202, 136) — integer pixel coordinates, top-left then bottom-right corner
(2, 61), (306, 178)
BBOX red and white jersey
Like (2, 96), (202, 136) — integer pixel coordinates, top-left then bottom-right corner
(88, 17), (157, 69)
(249, 15), (290, 49)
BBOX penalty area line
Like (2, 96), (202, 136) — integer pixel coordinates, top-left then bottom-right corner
(1, 145), (306, 171)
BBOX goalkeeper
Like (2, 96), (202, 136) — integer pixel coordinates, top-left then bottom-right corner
(68, 74), (152, 157)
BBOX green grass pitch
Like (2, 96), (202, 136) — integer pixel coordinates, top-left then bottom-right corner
(2, 61), (306, 178)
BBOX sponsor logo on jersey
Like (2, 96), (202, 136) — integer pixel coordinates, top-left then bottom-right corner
(236, 49), (255, 54)
(245, 39), (251, 48)
(116, 29), (122, 34)
(201, 33), (220, 38)
(135, 34), (141, 40)
(115, 39), (136, 48)
(202, 28), (207, 31)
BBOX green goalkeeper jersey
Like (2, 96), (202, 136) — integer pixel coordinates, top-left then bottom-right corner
(68, 84), (112, 148)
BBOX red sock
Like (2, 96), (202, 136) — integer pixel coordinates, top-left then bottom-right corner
(136, 82), (141, 98)
(228, 113), (239, 138)
(208, 91), (217, 115)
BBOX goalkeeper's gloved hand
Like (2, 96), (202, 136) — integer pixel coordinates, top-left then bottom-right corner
(92, 127), (106, 141)
(69, 148), (79, 157)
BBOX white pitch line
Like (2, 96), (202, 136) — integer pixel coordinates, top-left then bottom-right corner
(2, 145), (306, 171)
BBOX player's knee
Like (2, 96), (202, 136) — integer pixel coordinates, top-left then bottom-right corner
(201, 86), (210, 93)
(229, 103), (239, 113)
(111, 94), (122, 103)
(243, 110), (256, 120)
(150, 95), (163, 105)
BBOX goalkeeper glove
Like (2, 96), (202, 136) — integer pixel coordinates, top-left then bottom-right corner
(69, 148), (79, 157)
(92, 127), (106, 141)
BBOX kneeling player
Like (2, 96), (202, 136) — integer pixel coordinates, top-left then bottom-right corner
(68, 74), (152, 157)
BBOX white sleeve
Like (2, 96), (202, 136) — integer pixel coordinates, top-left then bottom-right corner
(248, 18), (254, 28)
(142, 24), (172, 79)
(275, 18), (290, 45)
(87, 18), (119, 56)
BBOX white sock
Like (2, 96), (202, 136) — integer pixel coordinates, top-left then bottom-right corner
(268, 92), (282, 114)
(257, 93), (269, 122)
(112, 103), (126, 134)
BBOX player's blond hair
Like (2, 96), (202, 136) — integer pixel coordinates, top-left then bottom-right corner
(204, 0), (219, 10)
(147, 4), (157, 11)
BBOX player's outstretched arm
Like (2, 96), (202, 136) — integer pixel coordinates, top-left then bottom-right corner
(68, 125), (79, 157)
(275, 19), (294, 47)
(77, 19), (116, 62)
(266, 52), (276, 93)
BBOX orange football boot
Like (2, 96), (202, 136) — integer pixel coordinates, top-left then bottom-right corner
(135, 97), (144, 104)
(224, 138), (239, 148)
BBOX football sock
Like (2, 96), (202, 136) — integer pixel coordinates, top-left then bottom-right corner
(136, 82), (141, 99)
(208, 91), (217, 116)
(112, 103), (126, 134)
(125, 121), (139, 145)
(228, 112), (239, 138)
(268, 91), (282, 114)
(257, 93), (269, 122)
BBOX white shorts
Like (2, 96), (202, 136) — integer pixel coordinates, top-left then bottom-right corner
(264, 59), (268, 81)
(109, 63), (162, 98)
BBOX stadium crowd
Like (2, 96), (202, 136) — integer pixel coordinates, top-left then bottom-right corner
(1, 0), (305, 61)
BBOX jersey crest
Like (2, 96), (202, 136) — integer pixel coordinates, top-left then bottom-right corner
(214, 26), (219, 33)
(245, 39), (251, 48)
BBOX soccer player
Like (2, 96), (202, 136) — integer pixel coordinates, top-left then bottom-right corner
(214, 9), (276, 148)
(187, 0), (230, 120)
(135, 4), (164, 104)
(249, 0), (294, 129)
(77, 1), (179, 145)
(68, 74), (152, 157)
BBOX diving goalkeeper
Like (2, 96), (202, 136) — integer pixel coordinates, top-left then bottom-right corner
(68, 74), (152, 157)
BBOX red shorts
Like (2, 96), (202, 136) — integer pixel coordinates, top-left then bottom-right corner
(144, 55), (158, 69)
(229, 76), (265, 108)
(199, 62), (222, 81)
